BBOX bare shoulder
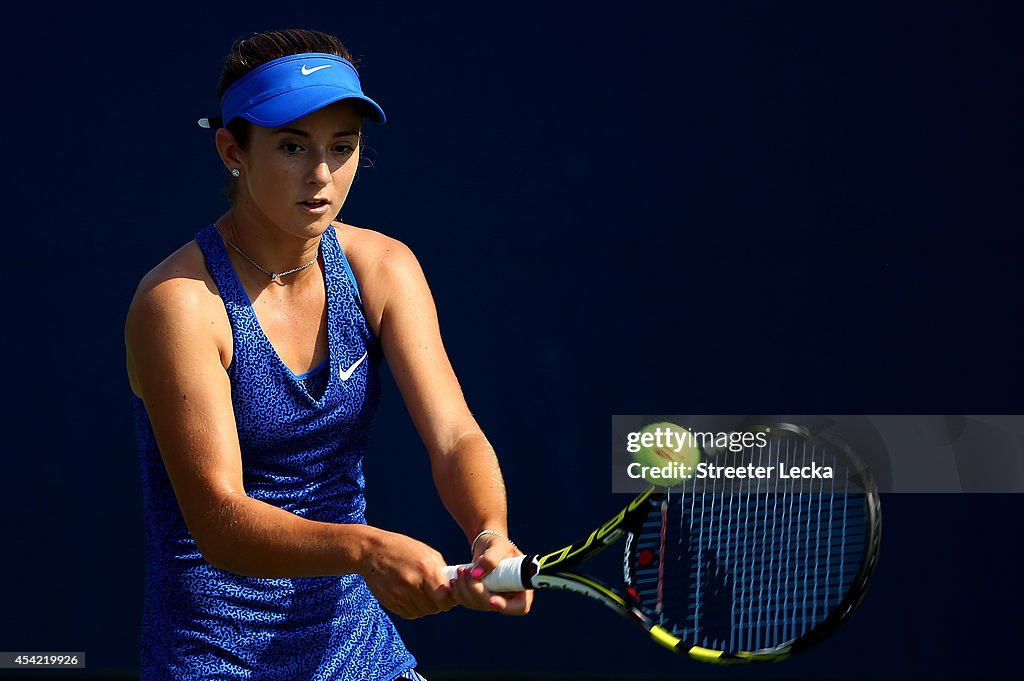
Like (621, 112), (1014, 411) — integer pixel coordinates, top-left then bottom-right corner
(127, 240), (223, 328)
(125, 240), (231, 394)
(333, 223), (430, 334)
(333, 222), (421, 275)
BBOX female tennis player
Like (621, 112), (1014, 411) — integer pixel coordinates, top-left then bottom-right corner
(125, 28), (530, 680)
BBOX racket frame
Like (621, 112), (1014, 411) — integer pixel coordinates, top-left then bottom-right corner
(522, 423), (882, 664)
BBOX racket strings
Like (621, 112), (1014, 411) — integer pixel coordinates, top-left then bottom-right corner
(631, 432), (869, 654)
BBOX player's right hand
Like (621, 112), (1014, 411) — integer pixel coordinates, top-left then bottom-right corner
(360, 529), (456, 619)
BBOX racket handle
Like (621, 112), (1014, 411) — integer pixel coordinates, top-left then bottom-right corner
(443, 555), (528, 592)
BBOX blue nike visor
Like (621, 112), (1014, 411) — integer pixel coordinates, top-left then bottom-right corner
(215, 52), (386, 128)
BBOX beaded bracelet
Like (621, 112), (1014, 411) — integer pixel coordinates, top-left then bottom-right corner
(471, 529), (518, 555)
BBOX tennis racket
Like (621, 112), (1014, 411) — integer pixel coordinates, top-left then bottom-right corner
(445, 423), (882, 663)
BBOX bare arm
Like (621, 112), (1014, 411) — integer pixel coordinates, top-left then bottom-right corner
(125, 250), (453, 619)
(362, 234), (531, 614)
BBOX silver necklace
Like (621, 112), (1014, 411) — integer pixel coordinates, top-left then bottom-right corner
(224, 237), (319, 281)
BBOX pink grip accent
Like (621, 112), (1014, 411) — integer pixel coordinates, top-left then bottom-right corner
(443, 555), (527, 591)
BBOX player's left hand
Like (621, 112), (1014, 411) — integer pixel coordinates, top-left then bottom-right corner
(449, 533), (533, 615)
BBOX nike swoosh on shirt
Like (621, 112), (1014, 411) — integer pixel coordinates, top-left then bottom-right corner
(339, 351), (368, 381)
(301, 64), (332, 76)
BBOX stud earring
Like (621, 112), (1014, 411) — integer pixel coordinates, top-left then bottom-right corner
(230, 168), (241, 177)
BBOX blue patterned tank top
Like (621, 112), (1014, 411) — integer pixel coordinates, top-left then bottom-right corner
(133, 224), (416, 680)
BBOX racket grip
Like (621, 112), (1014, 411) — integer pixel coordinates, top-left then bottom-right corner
(443, 555), (528, 592)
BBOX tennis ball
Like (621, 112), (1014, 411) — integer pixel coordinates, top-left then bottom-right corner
(630, 421), (701, 486)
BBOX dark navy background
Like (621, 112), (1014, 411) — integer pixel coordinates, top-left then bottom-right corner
(2, 2), (1022, 679)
